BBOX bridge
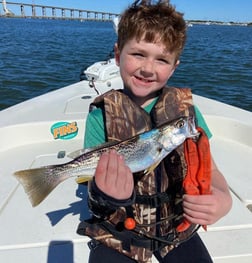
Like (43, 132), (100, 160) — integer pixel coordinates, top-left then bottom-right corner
(0, 1), (119, 21)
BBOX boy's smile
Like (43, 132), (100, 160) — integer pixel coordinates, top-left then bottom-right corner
(115, 38), (179, 107)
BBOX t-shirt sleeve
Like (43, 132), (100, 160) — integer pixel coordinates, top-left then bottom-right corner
(84, 108), (106, 148)
(194, 105), (212, 139)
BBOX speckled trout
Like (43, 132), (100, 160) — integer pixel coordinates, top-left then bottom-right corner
(14, 117), (199, 207)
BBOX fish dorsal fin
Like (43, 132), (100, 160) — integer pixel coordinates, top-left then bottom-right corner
(67, 148), (90, 159)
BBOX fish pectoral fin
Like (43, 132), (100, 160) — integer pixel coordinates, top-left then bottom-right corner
(144, 161), (161, 175)
(75, 175), (93, 184)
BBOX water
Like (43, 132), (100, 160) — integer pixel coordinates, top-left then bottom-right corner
(0, 18), (251, 112)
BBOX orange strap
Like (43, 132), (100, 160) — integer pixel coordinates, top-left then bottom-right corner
(176, 127), (212, 232)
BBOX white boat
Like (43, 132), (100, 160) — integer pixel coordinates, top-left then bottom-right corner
(0, 59), (251, 263)
(84, 58), (120, 82)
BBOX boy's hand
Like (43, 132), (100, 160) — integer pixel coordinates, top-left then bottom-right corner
(182, 185), (231, 226)
(94, 150), (134, 200)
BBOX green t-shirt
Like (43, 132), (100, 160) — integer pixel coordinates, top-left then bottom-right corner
(84, 98), (212, 148)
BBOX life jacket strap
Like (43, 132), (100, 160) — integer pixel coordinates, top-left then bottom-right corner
(77, 218), (199, 253)
(135, 192), (171, 208)
(99, 221), (180, 252)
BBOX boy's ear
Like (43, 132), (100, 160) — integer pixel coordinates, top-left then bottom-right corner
(114, 43), (120, 66)
(172, 59), (180, 73)
(175, 60), (180, 68)
(168, 60), (180, 78)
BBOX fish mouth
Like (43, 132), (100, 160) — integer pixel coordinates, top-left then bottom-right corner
(188, 117), (200, 138)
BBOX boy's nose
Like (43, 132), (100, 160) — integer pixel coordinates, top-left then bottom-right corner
(140, 60), (154, 77)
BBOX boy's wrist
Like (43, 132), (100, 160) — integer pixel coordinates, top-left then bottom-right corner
(88, 179), (135, 219)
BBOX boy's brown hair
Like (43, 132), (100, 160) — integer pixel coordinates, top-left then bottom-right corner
(117, 0), (187, 60)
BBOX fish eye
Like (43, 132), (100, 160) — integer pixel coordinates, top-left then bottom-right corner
(176, 119), (185, 128)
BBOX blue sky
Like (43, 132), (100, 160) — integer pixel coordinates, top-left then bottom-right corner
(3, 0), (251, 22)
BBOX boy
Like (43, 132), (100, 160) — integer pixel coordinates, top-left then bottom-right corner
(78, 1), (232, 262)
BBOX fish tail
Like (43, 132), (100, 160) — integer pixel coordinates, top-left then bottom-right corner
(14, 166), (64, 207)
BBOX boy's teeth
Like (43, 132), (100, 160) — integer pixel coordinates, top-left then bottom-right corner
(137, 76), (152, 82)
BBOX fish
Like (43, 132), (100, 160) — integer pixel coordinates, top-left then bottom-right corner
(14, 117), (199, 207)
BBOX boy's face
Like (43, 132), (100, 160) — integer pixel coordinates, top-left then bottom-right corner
(115, 37), (179, 106)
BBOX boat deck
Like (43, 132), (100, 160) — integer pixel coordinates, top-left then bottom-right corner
(0, 78), (251, 262)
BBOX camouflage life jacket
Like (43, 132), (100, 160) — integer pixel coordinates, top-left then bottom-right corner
(78, 87), (199, 263)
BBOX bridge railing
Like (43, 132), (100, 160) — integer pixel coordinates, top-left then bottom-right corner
(0, 1), (119, 21)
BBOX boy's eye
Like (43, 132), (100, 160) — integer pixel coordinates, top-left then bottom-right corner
(157, 58), (169, 64)
(132, 53), (144, 57)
